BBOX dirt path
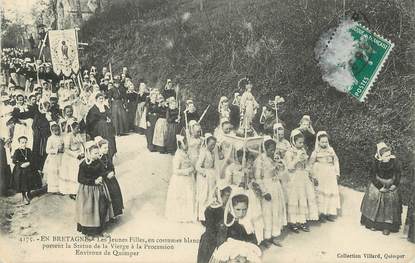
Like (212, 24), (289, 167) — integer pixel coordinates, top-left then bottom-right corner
(0, 134), (413, 263)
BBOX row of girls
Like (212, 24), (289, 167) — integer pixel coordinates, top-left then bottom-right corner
(0, 68), (126, 235)
(163, 100), (410, 262)
(162, 101), (343, 262)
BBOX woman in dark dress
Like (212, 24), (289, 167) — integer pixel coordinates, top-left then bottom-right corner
(145, 91), (159, 152)
(95, 136), (124, 218)
(76, 141), (114, 236)
(107, 80), (128, 136)
(165, 98), (180, 154)
(86, 93), (117, 160)
(31, 100), (54, 173)
(360, 142), (402, 235)
(125, 85), (138, 132)
(10, 136), (41, 204)
(197, 185), (232, 263)
(0, 138), (11, 196)
(134, 83), (148, 134)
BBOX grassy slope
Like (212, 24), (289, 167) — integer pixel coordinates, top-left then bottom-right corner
(79, 0), (415, 202)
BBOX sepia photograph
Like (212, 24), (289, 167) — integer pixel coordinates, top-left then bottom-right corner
(0, 0), (414, 262)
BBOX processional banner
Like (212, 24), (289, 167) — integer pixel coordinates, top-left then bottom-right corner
(48, 29), (80, 77)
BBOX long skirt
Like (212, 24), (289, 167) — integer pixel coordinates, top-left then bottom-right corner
(32, 132), (48, 172)
(196, 170), (217, 221)
(146, 114), (158, 151)
(111, 100), (128, 135)
(0, 140), (11, 196)
(103, 176), (124, 217)
(153, 118), (168, 148)
(405, 188), (415, 243)
(76, 183), (114, 235)
(360, 183), (402, 232)
(198, 232), (218, 263)
(165, 173), (195, 222)
(91, 120), (117, 159)
(165, 122), (178, 153)
(126, 101), (137, 132)
(259, 178), (287, 239)
(43, 153), (63, 193)
(286, 170), (319, 224)
(59, 153), (79, 195)
(11, 166), (41, 193)
(313, 163), (341, 215)
(134, 102), (146, 133)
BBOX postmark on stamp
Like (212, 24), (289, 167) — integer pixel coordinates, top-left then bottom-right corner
(316, 19), (394, 102)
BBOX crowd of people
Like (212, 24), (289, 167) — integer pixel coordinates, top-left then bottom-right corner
(0, 47), (414, 263)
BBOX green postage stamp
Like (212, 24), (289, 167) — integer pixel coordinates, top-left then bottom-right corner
(317, 20), (394, 102)
(348, 24), (394, 101)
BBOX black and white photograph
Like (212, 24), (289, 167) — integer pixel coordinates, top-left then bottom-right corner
(0, 0), (414, 262)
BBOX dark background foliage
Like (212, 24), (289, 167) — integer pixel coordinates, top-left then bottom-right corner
(79, 0), (415, 202)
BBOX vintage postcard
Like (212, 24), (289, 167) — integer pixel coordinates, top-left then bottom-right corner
(0, 0), (414, 263)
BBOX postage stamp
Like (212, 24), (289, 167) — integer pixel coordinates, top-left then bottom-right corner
(317, 20), (394, 102)
(347, 24), (394, 101)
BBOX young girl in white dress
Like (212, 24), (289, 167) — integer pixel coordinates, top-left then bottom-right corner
(254, 138), (287, 248)
(188, 120), (203, 166)
(285, 129), (318, 233)
(165, 135), (196, 222)
(196, 134), (218, 222)
(43, 122), (64, 193)
(273, 123), (291, 204)
(309, 131), (341, 221)
(11, 92), (33, 152)
(60, 121), (84, 199)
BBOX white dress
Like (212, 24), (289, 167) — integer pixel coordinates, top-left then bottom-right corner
(196, 148), (217, 221)
(43, 135), (64, 192)
(275, 138), (291, 203)
(59, 133), (83, 195)
(309, 147), (341, 216)
(254, 153), (287, 238)
(165, 149), (196, 222)
(0, 104), (13, 140)
(285, 147), (319, 224)
(11, 105), (33, 152)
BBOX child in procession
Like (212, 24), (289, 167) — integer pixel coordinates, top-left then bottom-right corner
(309, 131), (341, 222)
(60, 121), (84, 199)
(196, 134), (218, 222)
(11, 136), (40, 204)
(285, 129), (319, 233)
(76, 141), (114, 236)
(96, 136), (124, 219)
(254, 139), (287, 248)
(165, 135), (196, 222)
(43, 122), (64, 193)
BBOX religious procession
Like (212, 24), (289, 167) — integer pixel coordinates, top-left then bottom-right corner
(0, 0), (414, 262)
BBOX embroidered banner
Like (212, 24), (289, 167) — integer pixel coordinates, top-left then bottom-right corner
(48, 29), (80, 77)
